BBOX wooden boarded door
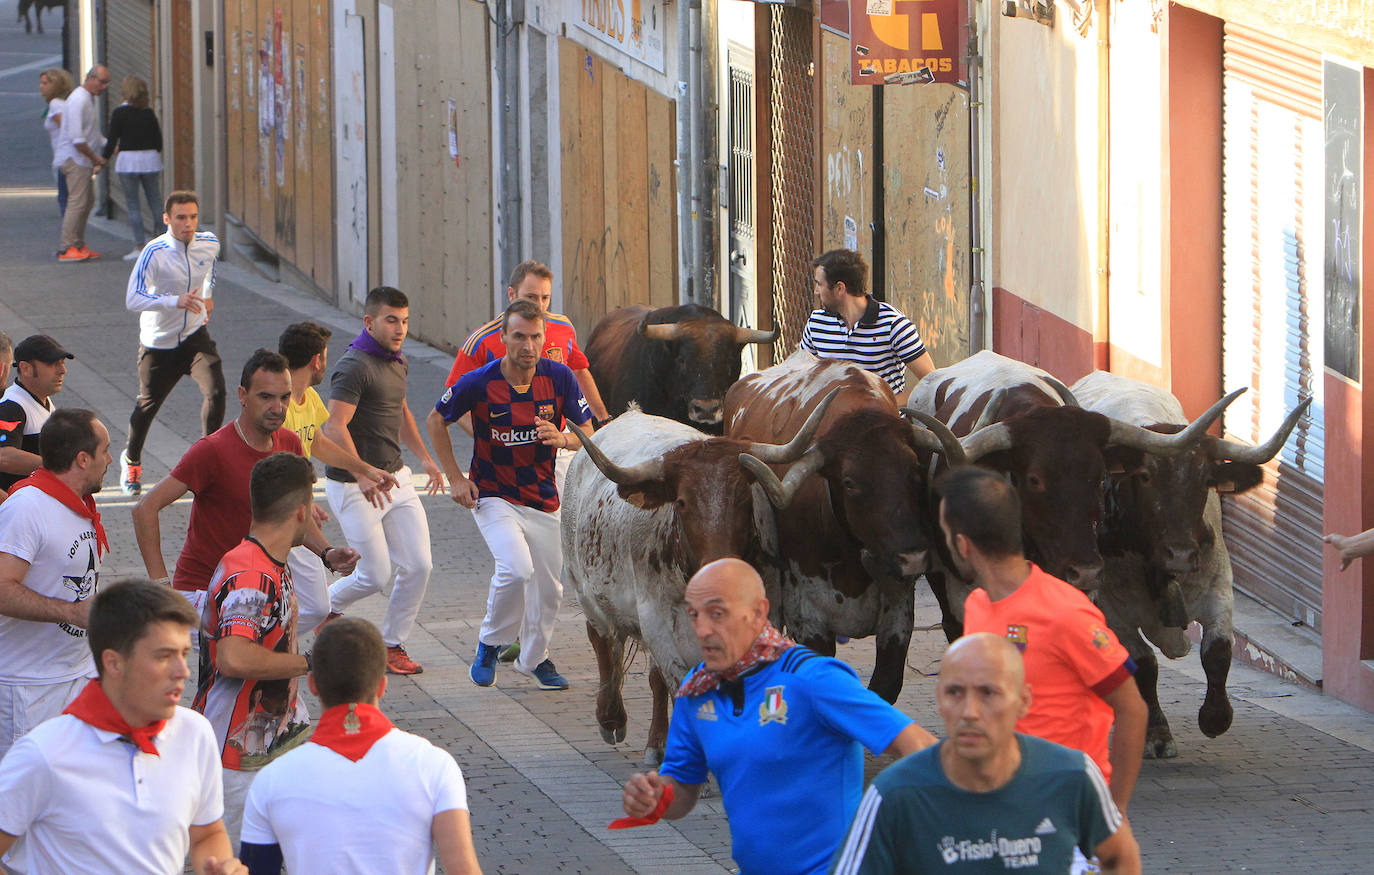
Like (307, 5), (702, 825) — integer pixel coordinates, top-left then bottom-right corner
(335, 3), (368, 307)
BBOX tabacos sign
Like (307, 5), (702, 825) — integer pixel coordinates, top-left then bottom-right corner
(850, 0), (967, 88)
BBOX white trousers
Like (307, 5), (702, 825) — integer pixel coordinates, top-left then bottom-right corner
(287, 545), (331, 633)
(221, 767), (257, 855)
(472, 497), (563, 673)
(0, 676), (85, 764)
(326, 467), (434, 648)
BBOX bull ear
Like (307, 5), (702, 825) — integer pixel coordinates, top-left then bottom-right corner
(618, 479), (676, 509)
(1209, 461), (1264, 496)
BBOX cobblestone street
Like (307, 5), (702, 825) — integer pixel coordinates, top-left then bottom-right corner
(3, 14), (1374, 872)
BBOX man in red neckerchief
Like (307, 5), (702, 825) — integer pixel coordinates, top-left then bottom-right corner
(239, 617), (481, 875)
(0, 408), (111, 763)
(194, 452), (319, 852)
(0, 580), (246, 875)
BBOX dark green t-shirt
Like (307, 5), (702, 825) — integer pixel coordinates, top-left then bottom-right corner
(830, 735), (1121, 874)
(325, 348), (409, 481)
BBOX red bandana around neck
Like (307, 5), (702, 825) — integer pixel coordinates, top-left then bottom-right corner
(10, 468), (109, 558)
(309, 703), (394, 762)
(63, 679), (165, 755)
(677, 622), (796, 699)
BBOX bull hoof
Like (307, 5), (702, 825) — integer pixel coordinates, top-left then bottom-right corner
(600, 724), (627, 745)
(1144, 734), (1178, 760)
(1198, 698), (1233, 738)
(642, 746), (664, 769)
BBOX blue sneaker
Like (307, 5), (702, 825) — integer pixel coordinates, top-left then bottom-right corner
(470, 642), (500, 687)
(517, 658), (570, 691)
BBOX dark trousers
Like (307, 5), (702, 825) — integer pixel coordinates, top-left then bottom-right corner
(126, 326), (226, 463)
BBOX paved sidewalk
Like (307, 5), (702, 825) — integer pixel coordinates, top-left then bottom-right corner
(4, 17), (1374, 873)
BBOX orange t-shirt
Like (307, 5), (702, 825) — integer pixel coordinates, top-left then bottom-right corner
(963, 564), (1134, 779)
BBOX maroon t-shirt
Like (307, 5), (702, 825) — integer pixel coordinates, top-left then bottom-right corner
(170, 424), (303, 592)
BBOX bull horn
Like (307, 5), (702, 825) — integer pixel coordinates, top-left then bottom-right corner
(639, 320), (682, 341)
(733, 324), (779, 345)
(739, 448), (826, 510)
(960, 422), (1015, 462)
(1041, 376), (1079, 407)
(567, 420), (664, 486)
(903, 409), (967, 465)
(1207, 397), (1312, 464)
(745, 388), (841, 463)
(1106, 387), (1246, 456)
(972, 389), (1007, 432)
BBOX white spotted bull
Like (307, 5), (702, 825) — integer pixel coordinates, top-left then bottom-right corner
(1074, 370), (1311, 758)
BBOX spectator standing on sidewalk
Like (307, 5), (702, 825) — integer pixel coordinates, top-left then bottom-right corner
(131, 350), (358, 612)
(0, 580), (247, 875)
(322, 286), (442, 676)
(37, 67), (74, 223)
(120, 190), (224, 495)
(428, 299), (592, 692)
(195, 453), (319, 850)
(278, 320), (398, 631)
(0, 334), (73, 494)
(0, 409), (111, 763)
(103, 75), (165, 261)
(57, 65), (110, 263)
(239, 617), (483, 875)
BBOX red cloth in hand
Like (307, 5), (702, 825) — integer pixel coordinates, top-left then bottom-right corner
(608, 783), (676, 829)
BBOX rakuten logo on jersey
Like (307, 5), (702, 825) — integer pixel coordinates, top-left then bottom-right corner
(493, 426), (539, 446)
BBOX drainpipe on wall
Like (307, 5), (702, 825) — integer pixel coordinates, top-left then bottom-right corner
(689, 0), (707, 305)
(966, 0), (986, 352)
(676, 0), (694, 303)
(1094, 0), (1110, 370)
(213, 0), (229, 252)
(501, 0), (525, 285)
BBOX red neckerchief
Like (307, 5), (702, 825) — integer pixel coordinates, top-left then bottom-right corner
(677, 622), (796, 699)
(10, 468), (109, 558)
(308, 703), (394, 762)
(63, 678), (165, 755)
(608, 783), (676, 829)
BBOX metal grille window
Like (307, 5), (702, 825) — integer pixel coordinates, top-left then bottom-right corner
(768, 5), (816, 361)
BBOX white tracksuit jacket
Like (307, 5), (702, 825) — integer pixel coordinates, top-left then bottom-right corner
(124, 231), (220, 350)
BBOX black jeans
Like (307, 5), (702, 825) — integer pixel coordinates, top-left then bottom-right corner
(126, 326), (226, 463)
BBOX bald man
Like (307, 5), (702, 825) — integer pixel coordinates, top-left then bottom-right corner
(830, 634), (1141, 875)
(621, 559), (936, 875)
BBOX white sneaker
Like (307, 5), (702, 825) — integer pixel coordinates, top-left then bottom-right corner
(122, 248), (143, 261)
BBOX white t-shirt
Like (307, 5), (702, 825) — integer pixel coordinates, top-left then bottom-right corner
(0, 487), (100, 684)
(241, 727), (469, 874)
(0, 706), (224, 875)
(44, 97), (73, 168)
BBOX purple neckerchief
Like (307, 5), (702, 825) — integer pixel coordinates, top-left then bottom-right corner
(348, 330), (405, 363)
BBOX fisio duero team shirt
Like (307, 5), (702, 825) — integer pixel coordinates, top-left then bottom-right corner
(434, 358), (590, 512)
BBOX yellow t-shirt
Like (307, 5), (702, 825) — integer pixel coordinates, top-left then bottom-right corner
(284, 386), (330, 459)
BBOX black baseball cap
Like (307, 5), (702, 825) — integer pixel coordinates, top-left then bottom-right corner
(13, 334), (75, 364)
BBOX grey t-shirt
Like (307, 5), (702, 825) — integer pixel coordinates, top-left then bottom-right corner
(325, 348), (409, 481)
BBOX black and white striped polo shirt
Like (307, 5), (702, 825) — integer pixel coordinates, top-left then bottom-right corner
(799, 296), (926, 393)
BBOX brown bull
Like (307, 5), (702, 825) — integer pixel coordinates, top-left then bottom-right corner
(725, 351), (961, 703)
(585, 304), (776, 433)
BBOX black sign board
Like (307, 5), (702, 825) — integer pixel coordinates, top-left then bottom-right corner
(1323, 60), (1361, 382)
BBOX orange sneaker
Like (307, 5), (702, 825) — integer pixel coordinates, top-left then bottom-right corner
(77, 246), (101, 260)
(385, 644), (424, 675)
(58, 246), (88, 262)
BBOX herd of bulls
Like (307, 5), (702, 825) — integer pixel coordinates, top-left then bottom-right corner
(560, 303), (1311, 765)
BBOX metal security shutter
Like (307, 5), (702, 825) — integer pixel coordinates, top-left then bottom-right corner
(103, 0), (157, 219)
(1219, 23), (1326, 630)
(767, 5), (815, 360)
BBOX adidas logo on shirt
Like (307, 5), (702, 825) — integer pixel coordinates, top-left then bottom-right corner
(696, 700), (717, 721)
(1034, 818), (1057, 835)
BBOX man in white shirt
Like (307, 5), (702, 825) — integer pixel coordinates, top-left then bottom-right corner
(0, 408), (111, 762)
(239, 617), (481, 875)
(0, 580), (246, 875)
(121, 190), (225, 495)
(58, 65), (110, 262)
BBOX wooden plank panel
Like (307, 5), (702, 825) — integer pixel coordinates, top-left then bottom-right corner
(566, 47), (606, 331)
(309, 0), (332, 291)
(241, 0), (259, 236)
(882, 84), (971, 365)
(559, 39), (583, 325)
(644, 90), (676, 308)
(170, 0), (195, 188)
(616, 78), (650, 311)
(274, 0), (296, 265)
(395, 0), (425, 319)
(226, 0), (243, 218)
(458, 0), (492, 337)
(291, 0), (311, 279)
(819, 30), (873, 258)
(598, 69), (621, 316)
(256, 1), (276, 251)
